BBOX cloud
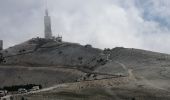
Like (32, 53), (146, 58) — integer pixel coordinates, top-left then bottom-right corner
(0, 0), (170, 53)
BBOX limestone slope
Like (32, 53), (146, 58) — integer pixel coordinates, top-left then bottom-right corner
(0, 38), (170, 92)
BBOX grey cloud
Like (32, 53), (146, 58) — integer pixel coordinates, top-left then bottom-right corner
(0, 0), (170, 54)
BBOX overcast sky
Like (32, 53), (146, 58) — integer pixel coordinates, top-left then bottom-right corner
(0, 0), (170, 53)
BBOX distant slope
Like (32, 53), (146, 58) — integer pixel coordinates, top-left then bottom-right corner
(0, 66), (85, 88)
(0, 38), (170, 91)
(110, 47), (170, 67)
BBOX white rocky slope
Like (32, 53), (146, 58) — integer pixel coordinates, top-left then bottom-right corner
(0, 38), (124, 87)
(0, 38), (170, 100)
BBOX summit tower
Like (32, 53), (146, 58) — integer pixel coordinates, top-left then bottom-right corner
(44, 1), (52, 39)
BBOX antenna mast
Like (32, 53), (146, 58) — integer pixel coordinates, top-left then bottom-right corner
(44, 0), (52, 39)
(45, 0), (48, 16)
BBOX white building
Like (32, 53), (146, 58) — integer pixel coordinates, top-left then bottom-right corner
(44, 9), (53, 39)
(44, 1), (62, 42)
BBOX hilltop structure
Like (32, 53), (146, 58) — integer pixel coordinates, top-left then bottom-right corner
(44, 2), (62, 42)
(44, 9), (52, 39)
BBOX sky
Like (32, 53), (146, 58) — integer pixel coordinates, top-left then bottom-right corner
(0, 0), (170, 53)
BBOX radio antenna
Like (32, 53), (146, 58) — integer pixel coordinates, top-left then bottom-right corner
(44, 0), (48, 16)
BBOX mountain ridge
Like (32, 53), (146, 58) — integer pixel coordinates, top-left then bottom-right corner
(0, 38), (170, 100)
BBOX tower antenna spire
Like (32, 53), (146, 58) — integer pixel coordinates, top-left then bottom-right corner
(45, 0), (47, 9)
(44, 0), (52, 39)
(45, 0), (48, 16)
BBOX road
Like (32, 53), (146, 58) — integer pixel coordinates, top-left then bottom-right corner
(1, 84), (68, 100)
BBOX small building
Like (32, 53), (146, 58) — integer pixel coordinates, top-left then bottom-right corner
(0, 40), (3, 50)
(18, 88), (27, 94)
(84, 44), (92, 48)
(29, 86), (40, 91)
(55, 35), (62, 42)
(0, 90), (7, 98)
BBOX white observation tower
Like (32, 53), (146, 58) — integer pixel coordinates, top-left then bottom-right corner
(44, 0), (52, 39)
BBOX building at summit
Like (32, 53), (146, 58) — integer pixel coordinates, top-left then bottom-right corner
(44, 6), (62, 42)
(44, 9), (53, 39)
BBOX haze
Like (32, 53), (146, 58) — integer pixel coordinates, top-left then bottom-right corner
(0, 0), (170, 53)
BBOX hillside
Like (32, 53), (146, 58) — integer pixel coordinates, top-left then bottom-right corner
(0, 38), (125, 87)
(0, 38), (170, 100)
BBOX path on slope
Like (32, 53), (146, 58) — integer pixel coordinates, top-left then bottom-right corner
(114, 61), (136, 81)
(115, 61), (169, 92)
